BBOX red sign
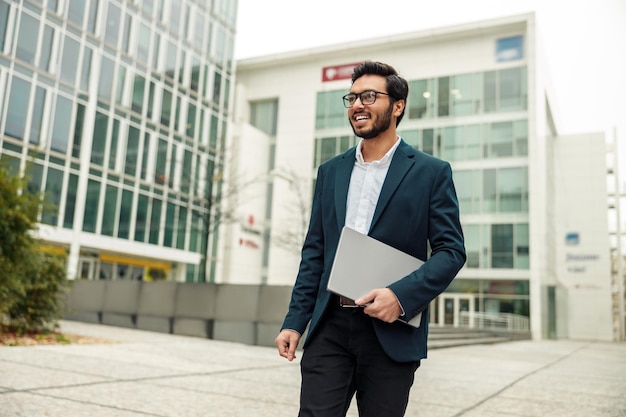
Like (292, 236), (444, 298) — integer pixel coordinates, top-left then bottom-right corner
(322, 62), (362, 82)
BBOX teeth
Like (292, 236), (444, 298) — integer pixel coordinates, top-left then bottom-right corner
(356, 115), (368, 121)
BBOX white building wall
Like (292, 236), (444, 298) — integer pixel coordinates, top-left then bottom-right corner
(553, 133), (613, 340)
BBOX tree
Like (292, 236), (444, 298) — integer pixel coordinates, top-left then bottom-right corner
(0, 162), (68, 333)
(271, 166), (312, 255)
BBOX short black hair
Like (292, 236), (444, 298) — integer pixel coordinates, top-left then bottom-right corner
(351, 61), (409, 126)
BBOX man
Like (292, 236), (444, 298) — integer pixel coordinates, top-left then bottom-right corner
(275, 61), (466, 417)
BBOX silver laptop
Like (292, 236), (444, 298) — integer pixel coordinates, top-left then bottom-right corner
(327, 226), (425, 328)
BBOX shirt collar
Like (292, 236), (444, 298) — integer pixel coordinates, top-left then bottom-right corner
(355, 136), (402, 165)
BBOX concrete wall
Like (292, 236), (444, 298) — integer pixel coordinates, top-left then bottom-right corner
(62, 280), (293, 347)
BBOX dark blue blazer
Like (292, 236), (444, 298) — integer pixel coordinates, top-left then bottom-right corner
(281, 139), (466, 362)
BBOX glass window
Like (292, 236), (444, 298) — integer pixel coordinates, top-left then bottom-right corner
(101, 184), (118, 236)
(16, 14), (39, 64)
(147, 81), (155, 119)
(441, 126), (463, 161)
(464, 225), (479, 268)
(104, 3), (121, 46)
(315, 90), (345, 130)
(155, 138), (167, 184)
(194, 13), (205, 48)
(131, 74), (145, 114)
(118, 189), (132, 239)
(72, 104), (85, 158)
(122, 12), (132, 53)
(492, 224), (513, 268)
(483, 71), (497, 113)
(165, 40), (177, 79)
(134, 194), (148, 242)
(408, 79), (433, 119)
(499, 168), (525, 212)
(140, 132), (150, 180)
(51, 95), (72, 153)
(250, 99), (278, 135)
(514, 120), (528, 156)
(212, 70), (221, 106)
(483, 169), (496, 213)
(0, 1), (10, 51)
(5, 77), (31, 140)
(168, 143), (177, 187)
(108, 119), (120, 170)
(422, 129), (434, 156)
(136, 23), (150, 63)
(115, 65), (126, 105)
(149, 198), (162, 244)
(164, 202), (176, 247)
(80, 47), (92, 91)
(161, 88), (172, 126)
(83, 179), (101, 233)
(454, 170), (480, 215)
(186, 104), (196, 140)
(91, 112), (107, 165)
(499, 67), (526, 111)
(60, 36), (80, 85)
(68, 0), (85, 26)
(515, 224), (530, 268)
(191, 57), (201, 92)
(209, 113), (218, 149)
(41, 168), (63, 226)
(39, 25), (54, 71)
(98, 56), (114, 100)
(169, 0), (181, 35)
(124, 126), (140, 176)
(63, 173), (78, 228)
(490, 122), (513, 157)
(86, 0), (98, 33)
(437, 76), (449, 117)
(30, 87), (46, 145)
(152, 32), (160, 69)
(181, 149), (192, 193)
(177, 207), (187, 249)
(451, 73), (481, 116)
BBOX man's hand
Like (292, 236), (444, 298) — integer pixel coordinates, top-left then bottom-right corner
(355, 288), (402, 323)
(275, 329), (301, 361)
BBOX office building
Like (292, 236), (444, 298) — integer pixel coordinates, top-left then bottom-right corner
(222, 13), (618, 341)
(0, 0), (237, 282)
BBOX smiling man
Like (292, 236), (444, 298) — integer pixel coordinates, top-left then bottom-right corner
(275, 61), (466, 417)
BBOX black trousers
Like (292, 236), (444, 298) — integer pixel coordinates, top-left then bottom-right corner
(299, 304), (420, 417)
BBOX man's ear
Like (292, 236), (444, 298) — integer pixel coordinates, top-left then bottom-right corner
(394, 99), (405, 117)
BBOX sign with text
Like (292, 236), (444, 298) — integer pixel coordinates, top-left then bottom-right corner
(322, 62), (362, 82)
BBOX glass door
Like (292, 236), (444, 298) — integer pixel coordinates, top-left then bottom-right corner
(437, 293), (475, 327)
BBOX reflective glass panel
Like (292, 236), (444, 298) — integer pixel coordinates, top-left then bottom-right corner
(63, 174), (78, 228)
(104, 2), (121, 46)
(0, 2), (9, 51)
(51, 95), (72, 153)
(29, 87), (46, 144)
(60, 36), (80, 85)
(39, 25), (54, 71)
(134, 194), (148, 242)
(5, 77), (31, 140)
(118, 189), (132, 239)
(41, 168), (63, 226)
(91, 112), (107, 165)
(16, 13), (39, 64)
(101, 184), (118, 236)
(83, 179), (100, 233)
(124, 126), (140, 176)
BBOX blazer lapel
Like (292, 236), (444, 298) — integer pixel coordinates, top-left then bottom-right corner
(370, 141), (416, 231)
(334, 149), (356, 228)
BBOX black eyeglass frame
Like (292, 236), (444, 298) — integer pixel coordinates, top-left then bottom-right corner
(342, 90), (394, 108)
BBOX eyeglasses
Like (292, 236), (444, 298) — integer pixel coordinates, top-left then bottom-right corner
(342, 90), (392, 108)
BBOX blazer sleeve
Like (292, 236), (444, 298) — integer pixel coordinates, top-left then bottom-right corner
(388, 161), (466, 320)
(280, 165), (326, 334)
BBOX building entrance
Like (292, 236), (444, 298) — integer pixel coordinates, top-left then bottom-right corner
(435, 293), (475, 327)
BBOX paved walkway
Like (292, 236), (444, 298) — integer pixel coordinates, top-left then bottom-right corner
(0, 320), (625, 417)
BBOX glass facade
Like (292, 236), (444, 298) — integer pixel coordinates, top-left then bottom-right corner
(0, 0), (237, 282)
(313, 65), (530, 319)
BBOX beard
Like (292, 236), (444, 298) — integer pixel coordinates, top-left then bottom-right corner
(349, 102), (394, 139)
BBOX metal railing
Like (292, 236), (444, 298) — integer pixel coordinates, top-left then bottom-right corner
(459, 311), (530, 332)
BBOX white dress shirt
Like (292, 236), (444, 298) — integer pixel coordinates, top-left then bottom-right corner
(345, 137), (401, 233)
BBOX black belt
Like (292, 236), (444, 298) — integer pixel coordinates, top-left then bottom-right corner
(337, 295), (362, 308)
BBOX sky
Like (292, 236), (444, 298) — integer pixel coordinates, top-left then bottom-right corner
(234, 0), (626, 179)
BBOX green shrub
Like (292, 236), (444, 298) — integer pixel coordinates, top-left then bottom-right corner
(0, 162), (68, 333)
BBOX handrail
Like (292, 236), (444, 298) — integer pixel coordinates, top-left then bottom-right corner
(459, 311), (530, 332)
